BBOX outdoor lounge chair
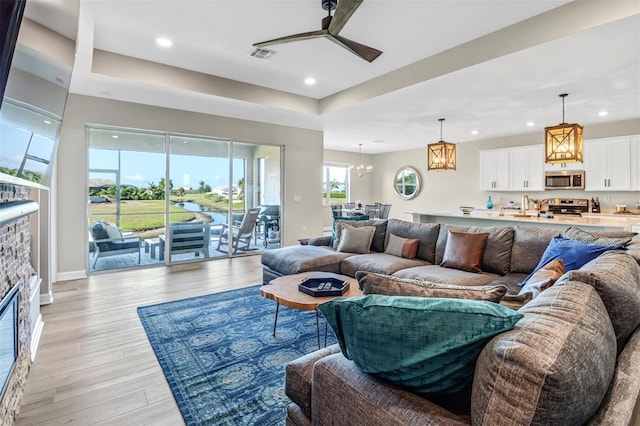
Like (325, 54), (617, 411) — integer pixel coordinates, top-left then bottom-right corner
(89, 219), (140, 268)
(166, 221), (211, 259)
(217, 207), (260, 254)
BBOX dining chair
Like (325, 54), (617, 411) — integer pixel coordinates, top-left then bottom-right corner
(378, 203), (392, 219)
(330, 204), (343, 218)
(343, 202), (355, 209)
(364, 204), (378, 219)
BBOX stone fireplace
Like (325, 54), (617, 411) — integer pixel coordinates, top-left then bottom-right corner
(0, 183), (34, 424)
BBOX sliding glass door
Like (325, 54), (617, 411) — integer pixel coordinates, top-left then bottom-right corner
(87, 126), (283, 273)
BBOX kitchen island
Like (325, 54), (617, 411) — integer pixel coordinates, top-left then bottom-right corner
(409, 209), (640, 232)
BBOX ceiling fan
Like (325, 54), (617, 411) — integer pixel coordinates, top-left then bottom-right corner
(253, 0), (382, 63)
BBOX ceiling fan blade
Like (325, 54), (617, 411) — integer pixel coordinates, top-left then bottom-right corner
(328, 0), (364, 35)
(329, 34), (382, 62)
(254, 30), (328, 47)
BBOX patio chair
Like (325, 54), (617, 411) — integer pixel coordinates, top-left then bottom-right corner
(89, 219), (140, 268)
(217, 207), (261, 254)
(166, 221), (211, 258)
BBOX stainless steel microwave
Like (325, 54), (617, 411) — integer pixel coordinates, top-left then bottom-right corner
(544, 170), (585, 190)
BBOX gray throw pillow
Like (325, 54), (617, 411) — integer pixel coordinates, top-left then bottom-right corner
(337, 226), (375, 253)
(563, 226), (633, 246)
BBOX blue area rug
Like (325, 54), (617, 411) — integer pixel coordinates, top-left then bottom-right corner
(137, 285), (335, 425)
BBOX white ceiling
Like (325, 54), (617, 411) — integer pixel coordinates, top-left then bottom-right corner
(24, 0), (640, 154)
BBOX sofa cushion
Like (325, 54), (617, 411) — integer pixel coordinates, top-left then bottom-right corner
(384, 233), (420, 259)
(441, 231), (489, 273)
(472, 281), (616, 425)
(435, 225), (514, 275)
(356, 271), (507, 302)
(518, 258), (565, 297)
(511, 227), (558, 274)
(486, 273), (529, 295)
(261, 245), (353, 275)
(558, 251), (640, 352)
(318, 295), (522, 396)
(284, 344), (341, 419)
(393, 265), (501, 286)
(333, 219), (387, 253)
(340, 253), (429, 277)
(563, 226), (634, 246)
(386, 219), (440, 263)
(336, 226), (375, 253)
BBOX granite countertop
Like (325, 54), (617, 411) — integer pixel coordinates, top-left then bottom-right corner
(408, 209), (640, 230)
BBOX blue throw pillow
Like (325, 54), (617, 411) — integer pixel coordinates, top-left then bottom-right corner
(330, 215), (370, 246)
(318, 295), (523, 396)
(519, 235), (625, 287)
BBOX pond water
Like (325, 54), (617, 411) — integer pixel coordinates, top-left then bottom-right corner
(180, 201), (227, 224)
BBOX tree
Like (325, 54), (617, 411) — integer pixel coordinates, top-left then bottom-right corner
(237, 177), (245, 199)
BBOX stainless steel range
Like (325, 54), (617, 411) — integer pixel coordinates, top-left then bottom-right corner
(547, 198), (590, 216)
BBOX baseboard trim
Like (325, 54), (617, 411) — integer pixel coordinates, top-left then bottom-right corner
(56, 270), (87, 283)
(30, 314), (44, 362)
(40, 291), (53, 305)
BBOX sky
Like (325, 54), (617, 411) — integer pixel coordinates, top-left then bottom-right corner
(88, 148), (245, 189)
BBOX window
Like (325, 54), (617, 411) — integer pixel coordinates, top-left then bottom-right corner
(323, 163), (349, 205)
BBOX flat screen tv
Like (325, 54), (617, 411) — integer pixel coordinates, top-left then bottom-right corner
(0, 0), (25, 103)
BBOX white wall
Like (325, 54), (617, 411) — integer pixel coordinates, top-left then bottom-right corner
(56, 94), (323, 276)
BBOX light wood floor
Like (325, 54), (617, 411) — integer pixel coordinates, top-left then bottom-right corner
(16, 255), (264, 426)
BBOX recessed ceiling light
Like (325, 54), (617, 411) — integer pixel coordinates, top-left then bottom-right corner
(112, 135), (119, 139)
(43, 120), (51, 125)
(471, 130), (479, 135)
(526, 121), (535, 127)
(156, 37), (173, 47)
(598, 110), (609, 117)
(304, 77), (316, 86)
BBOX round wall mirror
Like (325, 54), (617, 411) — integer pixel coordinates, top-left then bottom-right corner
(393, 166), (421, 200)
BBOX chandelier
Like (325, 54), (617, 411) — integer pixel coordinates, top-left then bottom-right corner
(351, 143), (373, 178)
(544, 93), (583, 164)
(427, 118), (456, 171)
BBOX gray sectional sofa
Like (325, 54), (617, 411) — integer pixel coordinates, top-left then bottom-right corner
(260, 218), (640, 425)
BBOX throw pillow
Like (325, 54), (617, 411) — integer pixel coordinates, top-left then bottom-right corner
(103, 221), (122, 239)
(330, 216), (370, 247)
(499, 292), (533, 311)
(356, 271), (508, 302)
(520, 236), (625, 286)
(318, 295), (523, 396)
(518, 258), (565, 298)
(336, 226), (375, 253)
(384, 233), (420, 259)
(441, 231), (489, 273)
(563, 226), (633, 247)
(90, 220), (109, 240)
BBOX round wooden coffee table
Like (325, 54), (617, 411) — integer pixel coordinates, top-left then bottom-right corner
(260, 271), (362, 348)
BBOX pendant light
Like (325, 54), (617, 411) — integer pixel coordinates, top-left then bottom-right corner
(544, 93), (583, 164)
(352, 143), (373, 178)
(427, 118), (456, 171)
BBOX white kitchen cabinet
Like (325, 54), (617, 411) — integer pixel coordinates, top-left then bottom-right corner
(509, 145), (544, 191)
(584, 137), (631, 191)
(630, 135), (640, 190)
(480, 149), (509, 191)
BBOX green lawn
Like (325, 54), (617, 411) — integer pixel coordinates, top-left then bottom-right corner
(89, 200), (196, 231)
(89, 195), (248, 235)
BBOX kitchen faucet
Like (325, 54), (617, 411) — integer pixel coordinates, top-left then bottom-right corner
(521, 194), (529, 214)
